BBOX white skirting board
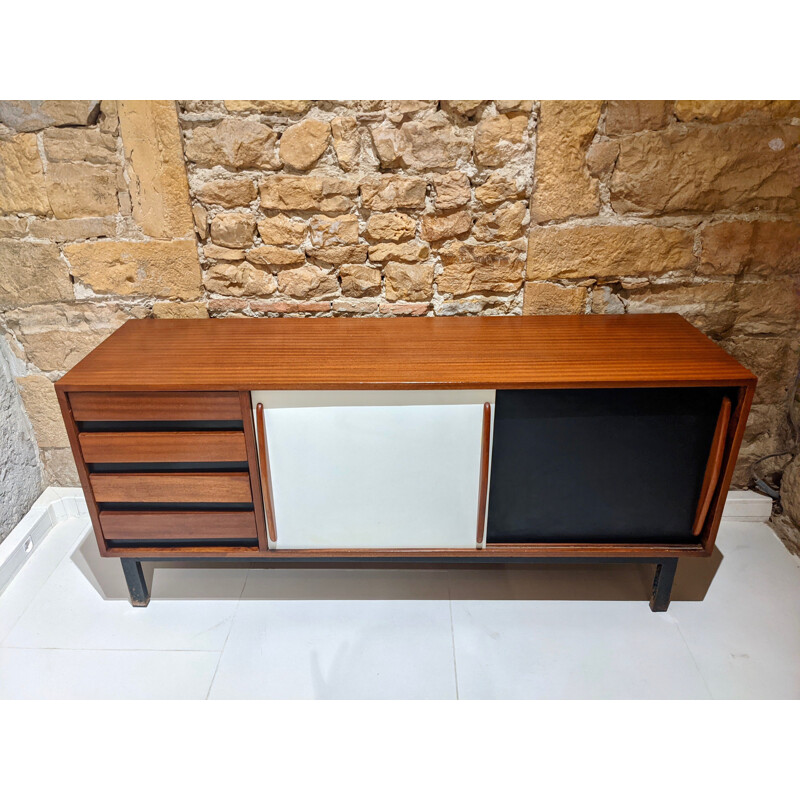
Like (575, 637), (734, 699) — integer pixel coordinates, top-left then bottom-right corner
(0, 487), (773, 597)
(720, 490), (774, 522)
(0, 487), (87, 596)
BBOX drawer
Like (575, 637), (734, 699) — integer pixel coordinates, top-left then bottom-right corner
(100, 511), (258, 542)
(79, 431), (248, 463)
(70, 391), (242, 421)
(90, 472), (253, 504)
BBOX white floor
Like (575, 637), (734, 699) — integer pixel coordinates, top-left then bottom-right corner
(1, 514), (799, 699)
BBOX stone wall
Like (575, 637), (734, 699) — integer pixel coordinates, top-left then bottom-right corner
(0, 100), (798, 536)
(776, 385), (800, 552)
(179, 100), (535, 317)
(0, 337), (42, 541)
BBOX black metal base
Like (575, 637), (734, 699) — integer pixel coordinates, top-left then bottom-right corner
(649, 558), (678, 612)
(121, 558), (150, 607)
(119, 554), (680, 611)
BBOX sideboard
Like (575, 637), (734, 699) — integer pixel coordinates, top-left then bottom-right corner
(55, 314), (756, 611)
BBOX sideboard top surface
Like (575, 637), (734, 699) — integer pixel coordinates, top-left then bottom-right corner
(56, 314), (756, 392)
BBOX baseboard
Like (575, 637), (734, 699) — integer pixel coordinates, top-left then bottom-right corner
(720, 490), (773, 523)
(0, 487), (86, 596)
(0, 486), (773, 597)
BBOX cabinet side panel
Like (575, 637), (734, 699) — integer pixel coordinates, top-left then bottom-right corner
(56, 388), (107, 555)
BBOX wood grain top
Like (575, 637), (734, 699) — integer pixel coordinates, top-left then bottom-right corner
(56, 315), (756, 392)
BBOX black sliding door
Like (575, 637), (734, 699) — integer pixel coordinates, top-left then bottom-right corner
(486, 387), (730, 544)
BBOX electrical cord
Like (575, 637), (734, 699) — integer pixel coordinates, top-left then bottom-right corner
(749, 365), (800, 513)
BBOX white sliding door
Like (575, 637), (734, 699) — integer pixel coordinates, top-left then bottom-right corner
(252, 390), (494, 550)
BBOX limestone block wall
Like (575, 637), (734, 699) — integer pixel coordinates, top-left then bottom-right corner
(0, 337), (42, 539)
(0, 99), (798, 539)
(179, 100), (535, 316)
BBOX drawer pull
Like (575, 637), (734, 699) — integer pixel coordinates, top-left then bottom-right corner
(692, 396), (732, 536)
(476, 402), (492, 546)
(256, 403), (278, 543)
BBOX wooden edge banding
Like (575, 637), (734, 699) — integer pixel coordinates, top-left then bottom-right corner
(240, 392), (269, 551)
(692, 396), (732, 537)
(476, 402), (492, 546)
(256, 402), (278, 543)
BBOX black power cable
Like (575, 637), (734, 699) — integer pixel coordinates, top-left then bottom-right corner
(749, 365), (800, 515)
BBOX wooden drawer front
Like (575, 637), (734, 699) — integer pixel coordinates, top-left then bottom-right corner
(70, 391), (242, 421)
(91, 472), (253, 504)
(100, 511), (258, 542)
(79, 431), (248, 463)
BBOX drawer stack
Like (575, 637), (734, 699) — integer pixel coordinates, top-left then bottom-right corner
(65, 391), (264, 553)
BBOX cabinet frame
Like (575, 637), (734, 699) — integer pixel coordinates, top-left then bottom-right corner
(55, 315), (757, 610)
(56, 375), (754, 561)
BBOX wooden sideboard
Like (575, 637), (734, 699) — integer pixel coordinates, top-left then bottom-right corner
(55, 315), (756, 611)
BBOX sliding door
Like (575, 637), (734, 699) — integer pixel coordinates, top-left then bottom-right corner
(487, 387), (731, 544)
(252, 390), (494, 550)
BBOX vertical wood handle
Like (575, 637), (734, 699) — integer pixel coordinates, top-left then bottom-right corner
(256, 402), (278, 543)
(476, 402), (492, 546)
(692, 396), (732, 537)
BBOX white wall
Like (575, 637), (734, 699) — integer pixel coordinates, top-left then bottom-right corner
(0, 337), (42, 542)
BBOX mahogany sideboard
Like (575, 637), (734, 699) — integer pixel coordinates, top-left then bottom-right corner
(55, 314), (756, 611)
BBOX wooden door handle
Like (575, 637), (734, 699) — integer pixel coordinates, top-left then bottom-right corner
(476, 402), (492, 546)
(692, 396), (732, 537)
(256, 403), (278, 543)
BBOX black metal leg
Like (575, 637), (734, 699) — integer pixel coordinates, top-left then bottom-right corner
(121, 558), (150, 607)
(649, 558), (678, 612)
